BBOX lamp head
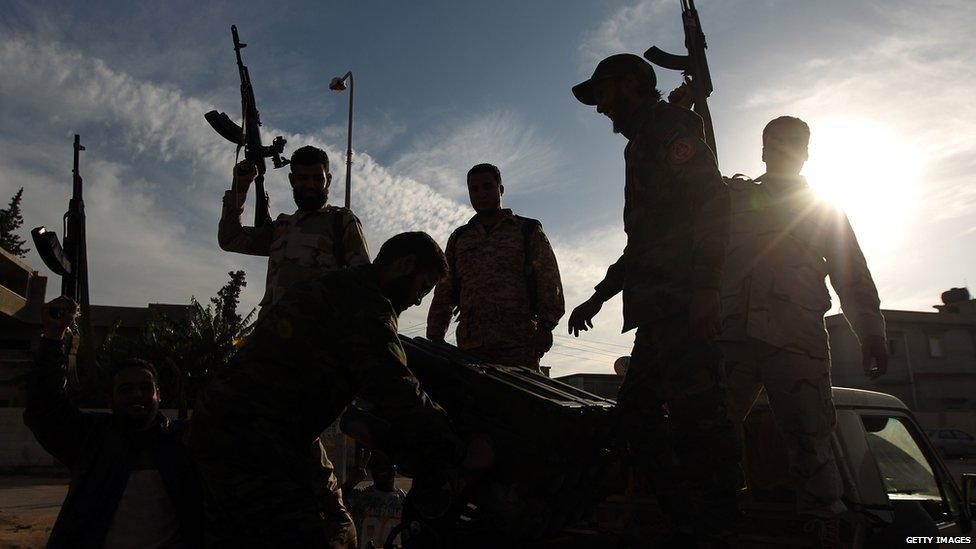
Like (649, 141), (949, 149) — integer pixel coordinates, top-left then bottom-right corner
(329, 76), (347, 92)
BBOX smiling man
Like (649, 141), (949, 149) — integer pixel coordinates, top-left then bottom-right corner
(192, 232), (490, 548)
(569, 53), (741, 544)
(426, 163), (564, 372)
(218, 145), (370, 315)
(24, 296), (202, 548)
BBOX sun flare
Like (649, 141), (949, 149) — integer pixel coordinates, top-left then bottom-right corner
(801, 117), (921, 254)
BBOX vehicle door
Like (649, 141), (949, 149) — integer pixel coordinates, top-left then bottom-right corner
(858, 412), (971, 544)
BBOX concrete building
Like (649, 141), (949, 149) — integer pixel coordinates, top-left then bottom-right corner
(828, 289), (976, 430)
(0, 248), (48, 406)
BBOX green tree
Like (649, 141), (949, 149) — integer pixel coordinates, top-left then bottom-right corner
(91, 271), (255, 417)
(0, 187), (30, 258)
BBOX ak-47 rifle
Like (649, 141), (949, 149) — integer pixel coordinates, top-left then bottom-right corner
(31, 134), (96, 384)
(645, 0), (718, 159)
(205, 25), (289, 228)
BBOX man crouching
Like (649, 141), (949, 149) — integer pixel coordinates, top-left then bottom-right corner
(191, 232), (490, 548)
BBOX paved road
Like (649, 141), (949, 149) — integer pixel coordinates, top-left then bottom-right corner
(0, 477), (66, 549)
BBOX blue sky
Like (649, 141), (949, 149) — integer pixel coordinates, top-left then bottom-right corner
(2, 0), (974, 375)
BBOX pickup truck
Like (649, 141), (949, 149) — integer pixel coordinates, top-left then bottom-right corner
(687, 388), (971, 547)
(520, 388), (975, 548)
(363, 339), (976, 548)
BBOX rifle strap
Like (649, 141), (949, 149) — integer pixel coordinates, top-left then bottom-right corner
(332, 208), (346, 269)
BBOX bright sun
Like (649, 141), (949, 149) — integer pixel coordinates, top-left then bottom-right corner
(802, 117), (921, 254)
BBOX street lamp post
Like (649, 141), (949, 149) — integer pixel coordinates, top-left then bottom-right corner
(329, 71), (354, 209)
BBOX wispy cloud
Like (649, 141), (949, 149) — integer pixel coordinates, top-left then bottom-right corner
(0, 37), (469, 313)
(390, 110), (563, 201)
(0, 35), (625, 375)
(577, 0), (674, 72)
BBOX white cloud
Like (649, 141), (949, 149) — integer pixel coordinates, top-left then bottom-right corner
(0, 37), (470, 313)
(0, 35), (631, 376)
(390, 110), (563, 201)
(577, 0), (674, 72)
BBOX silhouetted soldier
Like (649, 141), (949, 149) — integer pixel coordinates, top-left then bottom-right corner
(217, 144), (372, 542)
(427, 163), (564, 372)
(191, 233), (491, 548)
(568, 53), (740, 544)
(719, 116), (887, 531)
(218, 145), (370, 315)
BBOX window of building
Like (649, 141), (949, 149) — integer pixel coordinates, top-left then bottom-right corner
(927, 335), (945, 358)
(887, 337), (899, 356)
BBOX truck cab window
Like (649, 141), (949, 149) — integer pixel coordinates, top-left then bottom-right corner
(861, 415), (960, 524)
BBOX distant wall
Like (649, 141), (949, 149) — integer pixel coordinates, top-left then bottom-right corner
(0, 408), (65, 473)
(1, 408), (357, 477)
(0, 408), (189, 473)
(914, 410), (976, 435)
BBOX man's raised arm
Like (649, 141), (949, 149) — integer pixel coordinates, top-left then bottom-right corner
(23, 297), (91, 469)
(218, 159), (274, 255)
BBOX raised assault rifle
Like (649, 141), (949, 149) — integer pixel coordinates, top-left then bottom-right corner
(645, 0), (718, 158)
(206, 25), (289, 228)
(31, 134), (96, 383)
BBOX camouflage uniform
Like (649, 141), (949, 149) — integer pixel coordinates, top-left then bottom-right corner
(218, 190), (371, 312)
(191, 266), (465, 548)
(592, 100), (740, 534)
(426, 209), (564, 370)
(719, 173), (885, 517)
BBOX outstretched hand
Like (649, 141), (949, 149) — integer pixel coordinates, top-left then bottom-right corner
(568, 295), (604, 337)
(862, 335), (888, 379)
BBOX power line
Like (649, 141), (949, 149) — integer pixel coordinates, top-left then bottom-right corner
(399, 321), (427, 332)
(550, 341), (621, 360)
(554, 333), (632, 350)
(543, 349), (614, 366)
(552, 336), (630, 357)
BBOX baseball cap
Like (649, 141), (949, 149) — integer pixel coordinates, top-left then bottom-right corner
(572, 53), (656, 106)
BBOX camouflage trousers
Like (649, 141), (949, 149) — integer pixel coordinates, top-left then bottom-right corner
(190, 406), (357, 548)
(616, 315), (742, 536)
(721, 340), (846, 518)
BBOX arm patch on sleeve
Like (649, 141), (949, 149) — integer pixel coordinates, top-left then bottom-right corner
(668, 137), (697, 165)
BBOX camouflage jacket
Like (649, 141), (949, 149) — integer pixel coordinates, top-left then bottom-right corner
(197, 266), (465, 477)
(718, 174), (885, 358)
(593, 100), (730, 332)
(218, 190), (371, 309)
(426, 209), (564, 349)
